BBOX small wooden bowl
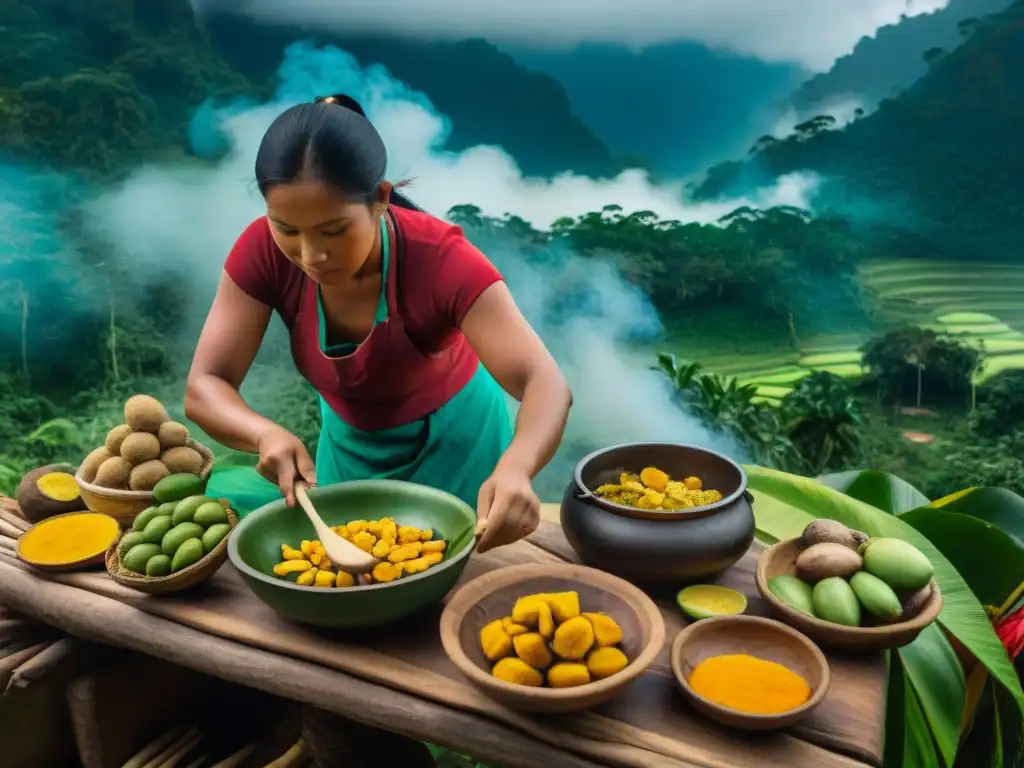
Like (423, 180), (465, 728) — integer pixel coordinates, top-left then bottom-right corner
(440, 562), (665, 714)
(75, 439), (215, 526)
(16, 511), (122, 573)
(105, 506), (238, 595)
(755, 538), (943, 650)
(670, 615), (830, 731)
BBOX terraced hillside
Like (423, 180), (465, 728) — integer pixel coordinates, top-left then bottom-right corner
(661, 259), (1024, 404)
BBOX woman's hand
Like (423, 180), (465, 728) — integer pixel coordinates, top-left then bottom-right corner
(256, 424), (317, 507)
(476, 461), (541, 554)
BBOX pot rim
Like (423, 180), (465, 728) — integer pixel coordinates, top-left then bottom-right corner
(572, 441), (749, 520)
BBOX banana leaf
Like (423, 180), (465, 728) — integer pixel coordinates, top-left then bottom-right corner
(746, 465), (1024, 763)
(818, 469), (930, 515)
(899, 507), (1024, 612)
(931, 487), (1024, 548)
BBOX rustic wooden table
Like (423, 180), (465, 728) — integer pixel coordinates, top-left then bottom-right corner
(0, 505), (886, 768)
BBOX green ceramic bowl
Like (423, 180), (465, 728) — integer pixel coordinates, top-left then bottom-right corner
(228, 479), (478, 628)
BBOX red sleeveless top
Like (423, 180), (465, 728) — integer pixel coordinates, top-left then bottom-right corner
(223, 206), (503, 431)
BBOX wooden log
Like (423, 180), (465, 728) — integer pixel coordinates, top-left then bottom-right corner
(122, 726), (189, 768)
(0, 509), (30, 532)
(6, 636), (108, 693)
(0, 681), (80, 768)
(0, 641), (49, 692)
(2, 569), (608, 768)
(0, 519), (24, 540)
(67, 653), (213, 768)
(0, 618), (35, 645)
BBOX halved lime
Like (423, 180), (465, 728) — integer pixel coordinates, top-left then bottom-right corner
(676, 584), (748, 620)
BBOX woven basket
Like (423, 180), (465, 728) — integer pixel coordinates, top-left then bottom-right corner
(105, 503), (238, 595)
(75, 439), (215, 526)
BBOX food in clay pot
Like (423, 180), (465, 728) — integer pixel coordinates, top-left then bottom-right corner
(76, 394), (210, 492)
(16, 463), (85, 523)
(561, 443), (756, 585)
(768, 519), (936, 628)
(480, 591), (631, 688)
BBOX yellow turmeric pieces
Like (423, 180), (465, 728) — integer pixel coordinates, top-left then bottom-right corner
(269, 518), (449, 587)
(595, 467), (722, 510)
(688, 654), (811, 715)
(480, 591), (631, 689)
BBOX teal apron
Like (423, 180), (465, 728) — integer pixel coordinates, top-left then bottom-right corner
(207, 217), (513, 515)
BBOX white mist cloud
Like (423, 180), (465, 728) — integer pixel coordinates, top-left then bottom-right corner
(197, 0), (950, 72)
(85, 43), (820, 485)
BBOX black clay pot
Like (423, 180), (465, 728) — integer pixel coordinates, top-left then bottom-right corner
(560, 442), (755, 587)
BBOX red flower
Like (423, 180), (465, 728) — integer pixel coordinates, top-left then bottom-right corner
(996, 606), (1024, 660)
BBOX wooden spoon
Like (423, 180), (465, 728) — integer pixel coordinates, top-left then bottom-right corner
(294, 482), (379, 575)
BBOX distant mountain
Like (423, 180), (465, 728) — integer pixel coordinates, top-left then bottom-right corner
(693, 0), (1024, 262)
(195, 9), (619, 178)
(506, 41), (806, 177)
(792, 0), (1013, 114)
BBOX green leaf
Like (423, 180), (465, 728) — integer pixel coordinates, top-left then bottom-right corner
(898, 623), (966, 766)
(744, 465), (1024, 722)
(749, 487), (815, 542)
(932, 487), (1024, 548)
(900, 506), (1024, 610)
(903, 669), (941, 768)
(818, 469), (930, 515)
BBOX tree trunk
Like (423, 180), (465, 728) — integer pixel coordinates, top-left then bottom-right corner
(916, 364), (923, 409)
(108, 289), (119, 382)
(17, 281), (29, 384)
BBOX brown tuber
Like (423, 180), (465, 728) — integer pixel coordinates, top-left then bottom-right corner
(799, 519), (861, 551)
(120, 432), (162, 465)
(16, 464), (83, 523)
(129, 460), (171, 491)
(124, 394), (169, 433)
(795, 542), (863, 582)
(104, 424), (134, 455)
(160, 446), (204, 475)
(157, 421), (189, 449)
(93, 457), (132, 489)
(79, 447), (110, 483)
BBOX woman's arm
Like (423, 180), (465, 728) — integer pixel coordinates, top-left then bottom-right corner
(185, 272), (279, 452)
(460, 282), (572, 478)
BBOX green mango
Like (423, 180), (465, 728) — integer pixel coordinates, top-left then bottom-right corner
(768, 574), (816, 617)
(171, 495), (214, 526)
(161, 522), (204, 557)
(812, 577), (862, 627)
(862, 538), (934, 591)
(201, 523), (231, 553)
(131, 506), (161, 533)
(122, 543), (162, 575)
(141, 515), (174, 544)
(153, 473), (205, 504)
(193, 501), (228, 528)
(145, 554), (172, 577)
(171, 538), (205, 572)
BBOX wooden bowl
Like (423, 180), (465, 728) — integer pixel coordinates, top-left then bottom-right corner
(670, 615), (830, 731)
(755, 538), (943, 650)
(440, 562), (665, 713)
(75, 439), (215, 525)
(105, 506), (237, 595)
(16, 511), (122, 573)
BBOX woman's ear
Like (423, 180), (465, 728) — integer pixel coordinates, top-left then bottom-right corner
(377, 181), (393, 214)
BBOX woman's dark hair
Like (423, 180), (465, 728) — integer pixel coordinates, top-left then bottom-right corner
(255, 94), (420, 211)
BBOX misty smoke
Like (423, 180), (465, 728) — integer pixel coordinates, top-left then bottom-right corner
(5, 42), (821, 497)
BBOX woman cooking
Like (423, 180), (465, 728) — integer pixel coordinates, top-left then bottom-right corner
(184, 94), (572, 767)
